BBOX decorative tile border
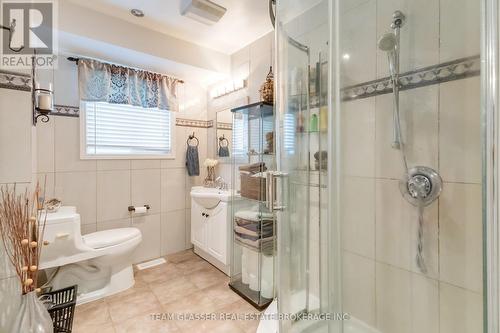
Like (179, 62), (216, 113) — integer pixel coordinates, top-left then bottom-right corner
(50, 105), (217, 129)
(176, 118), (213, 128)
(217, 122), (232, 130)
(0, 70), (31, 92)
(53, 105), (80, 117)
(341, 55), (480, 101)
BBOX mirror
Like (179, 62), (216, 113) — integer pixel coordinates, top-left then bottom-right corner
(216, 108), (233, 160)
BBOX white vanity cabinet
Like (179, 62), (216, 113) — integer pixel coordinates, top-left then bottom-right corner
(190, 187), (231, 275)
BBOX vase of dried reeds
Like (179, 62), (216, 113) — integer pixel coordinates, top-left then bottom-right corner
(0, 184), (53, 333)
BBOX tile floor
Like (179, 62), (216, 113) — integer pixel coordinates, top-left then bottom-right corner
(72, 250), (263, 333)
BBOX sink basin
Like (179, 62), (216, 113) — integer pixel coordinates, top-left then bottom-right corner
(190, 186), (231, 209)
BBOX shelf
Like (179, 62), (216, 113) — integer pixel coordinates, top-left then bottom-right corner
(231, 102), (274, 119)
(229, 279), (273, 311)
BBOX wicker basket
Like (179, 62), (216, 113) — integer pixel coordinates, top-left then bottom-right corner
(240, 173), (267, 201)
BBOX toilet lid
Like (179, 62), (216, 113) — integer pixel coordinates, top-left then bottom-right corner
(83, 228), (141, 249)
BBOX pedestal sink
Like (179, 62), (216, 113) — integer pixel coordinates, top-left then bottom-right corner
(190, 186), (231, 209)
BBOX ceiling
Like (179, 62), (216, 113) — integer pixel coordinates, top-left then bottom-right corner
(67, 0), (274, 55)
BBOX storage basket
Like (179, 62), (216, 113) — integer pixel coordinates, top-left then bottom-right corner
(42, 285), (78, 333)
(240, 173), (267, 201)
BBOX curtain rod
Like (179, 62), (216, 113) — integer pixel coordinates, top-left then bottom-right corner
(67, 56), (185, 84)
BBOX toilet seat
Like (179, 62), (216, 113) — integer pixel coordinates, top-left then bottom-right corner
(83, 228), (141, 249)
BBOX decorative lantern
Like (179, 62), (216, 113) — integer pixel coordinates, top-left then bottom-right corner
(259, 66), (274, 104)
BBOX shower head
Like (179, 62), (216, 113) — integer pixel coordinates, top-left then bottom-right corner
(377, 33), (397, 52)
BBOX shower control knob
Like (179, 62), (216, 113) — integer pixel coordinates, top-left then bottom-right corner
(407, 175), (432, 199)
(400, 166), (442, 207)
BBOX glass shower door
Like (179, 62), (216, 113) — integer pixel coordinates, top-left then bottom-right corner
(275, 1), (330, 332)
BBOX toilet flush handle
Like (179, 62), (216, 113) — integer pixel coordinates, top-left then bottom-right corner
(56, 232), (70, 239)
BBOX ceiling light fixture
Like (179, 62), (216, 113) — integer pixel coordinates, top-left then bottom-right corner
(130, 9), (145, 18)
(181, 0), (227, 25)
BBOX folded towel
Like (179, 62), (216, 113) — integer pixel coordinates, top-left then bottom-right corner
(239, 162), (267, 174)
(186, 145), (200, 176)
(234, 224), (274, 238)
(235, 210), (274, 222)
(235, 234), (275, 252)
(218, 145), (230, 157)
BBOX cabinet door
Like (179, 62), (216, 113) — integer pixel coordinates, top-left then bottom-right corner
(0, 88), (32, 183)
(190, 201), (206, 249)
(206, 203), (227, 264)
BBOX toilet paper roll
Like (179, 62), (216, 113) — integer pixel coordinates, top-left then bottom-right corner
(260, 254), (274, 299)
(133, 206), (147, 214)
(247, 250), (260, 291)
(241, 248), (249, 285)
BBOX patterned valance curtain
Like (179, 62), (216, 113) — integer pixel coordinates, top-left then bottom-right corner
(78, 58), (179, 111)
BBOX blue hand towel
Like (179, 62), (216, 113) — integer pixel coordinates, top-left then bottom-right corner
(218, 146), (230, 157)
(186, 145), (200, 176)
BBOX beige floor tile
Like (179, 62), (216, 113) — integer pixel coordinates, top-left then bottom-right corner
(107, 291), (163, 324)
(175, 258), (213, 275)
(162, 293), (218, 329)
(200, 283), (241, 310)
(166, 250), (200, 264)
(184, 319), (245, 333)
(73, 322), (116, 333)
(136, 262), (183, 284)
(72, 250), (263, 333)
(185, 266), (228, 289)
(105, 277), (151, 303)
(152, 275), (199, 305)
(114, 312), (180, 333)
(73, 299), (111, 328)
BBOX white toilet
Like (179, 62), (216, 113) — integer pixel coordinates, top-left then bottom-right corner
(39, 206), (142, 304)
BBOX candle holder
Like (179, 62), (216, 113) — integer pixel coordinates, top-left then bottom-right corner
(33, 87), (53, 124)
(31, 54), (53, 125)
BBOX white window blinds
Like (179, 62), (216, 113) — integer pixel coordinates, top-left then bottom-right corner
(82, 101), (173, 158)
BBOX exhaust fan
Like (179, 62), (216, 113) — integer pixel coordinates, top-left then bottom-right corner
(181, 0), (227, 25)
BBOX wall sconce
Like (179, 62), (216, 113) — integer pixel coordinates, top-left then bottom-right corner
(33, 83), (54, 124)
(32, 55), (53, 125)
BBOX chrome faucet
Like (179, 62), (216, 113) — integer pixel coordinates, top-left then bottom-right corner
(215, 177), (228, 190)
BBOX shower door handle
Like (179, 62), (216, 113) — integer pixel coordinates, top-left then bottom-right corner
(266, 171), (288, 212)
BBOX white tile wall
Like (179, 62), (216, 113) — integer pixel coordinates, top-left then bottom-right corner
(375, 85), (439, 179)
(439, 77), (481, 184)
(161, 210), (187, 256)
(96, 169), (131, 223)
(131, 169), (161, 215)
(440, 0), (481, 62)
(439, 182), (483, 293)
(340, 0), (377, 86)
(341, 98), (375, 178)
(341, 177), (375, 258)
(38, 111), (204, 264)
(439, 282), (483, 333)
(55, 171), (97, 225)
(336, 0), (483, 330)
(376, 262), (411, 333)
(376, 0), (439, 78)
(342, 251), (376, 326)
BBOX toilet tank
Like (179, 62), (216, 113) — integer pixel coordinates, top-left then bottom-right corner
(39, 206), (93, 269)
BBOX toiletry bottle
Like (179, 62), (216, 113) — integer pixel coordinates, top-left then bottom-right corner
(310, 114), (318, 132)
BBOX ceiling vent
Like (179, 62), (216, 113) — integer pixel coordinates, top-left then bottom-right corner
(181, 0), (227, 25)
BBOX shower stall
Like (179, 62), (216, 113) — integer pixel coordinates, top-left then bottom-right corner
(273, 0), (500, 332)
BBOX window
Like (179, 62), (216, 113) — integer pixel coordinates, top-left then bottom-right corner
(80, 102), (175, 159)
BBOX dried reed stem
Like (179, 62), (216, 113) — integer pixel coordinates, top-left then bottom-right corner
(0, 179), (47, 295)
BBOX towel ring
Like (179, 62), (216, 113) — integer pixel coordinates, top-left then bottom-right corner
(187, 132), (199, 147)
(219, 135), (229, 148)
